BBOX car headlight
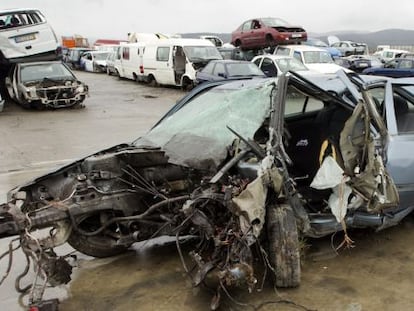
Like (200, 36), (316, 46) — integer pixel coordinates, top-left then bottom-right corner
(26, 87), (37, 98)
(75, 85), (85, 93)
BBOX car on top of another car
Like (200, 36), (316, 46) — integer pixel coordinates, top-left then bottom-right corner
(231, 17), (307, 50)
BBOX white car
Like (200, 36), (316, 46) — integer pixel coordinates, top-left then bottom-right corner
(80, 51), (111, 73)
(274, 45), (350, 74)
(0, 8), (60, 64)
(5, 61), (88, 109)
(251, 54), (310, 77)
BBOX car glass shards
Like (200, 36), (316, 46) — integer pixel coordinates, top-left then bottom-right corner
(137, 81), (273, 170)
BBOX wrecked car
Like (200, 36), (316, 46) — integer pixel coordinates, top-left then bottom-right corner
(80, 51), (110, 73)
(0, 71), (412, 309)
(5, 61), (89, 109)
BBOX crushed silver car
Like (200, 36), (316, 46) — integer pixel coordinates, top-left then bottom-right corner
(1, 71), (412, 310)
(5, 61), (88, 109)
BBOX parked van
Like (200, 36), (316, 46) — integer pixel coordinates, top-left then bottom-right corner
(114, 43), (146, 81)
(142, 39), (222, 89)
(0, 8), (60, 64)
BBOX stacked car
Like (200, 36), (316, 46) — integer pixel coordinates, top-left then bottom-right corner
(0, 8), (89, 110)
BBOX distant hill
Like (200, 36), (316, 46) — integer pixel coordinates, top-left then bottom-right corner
(181, 29), (414, 52)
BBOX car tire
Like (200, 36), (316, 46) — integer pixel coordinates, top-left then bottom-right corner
(181, 77), (194, 91)
(67, 212), (131, 258)
(148, 75), (158, 87)
(266, 203), (301, 287)
(234, 39), (242, 47)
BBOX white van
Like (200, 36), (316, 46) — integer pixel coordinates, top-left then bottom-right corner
(142, 39), (222, 89)
(274, 45), (348, 74)
(114, 43), (146, 81)
(0, 8), (59, 64)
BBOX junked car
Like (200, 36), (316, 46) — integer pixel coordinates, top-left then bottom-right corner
(252, 54), (310, 77)
(80, 51), (110, 73)
(0, 71), (412, 310)
(195, 59), (265, 84)
(0, 8), (60, 64)
(5, 61), (88, 109)
(231, 17), (307, 50)
(274, 45), (348, 74)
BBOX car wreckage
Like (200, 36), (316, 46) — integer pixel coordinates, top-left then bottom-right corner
(1, 71), (413, 310)
(5, 61), (89, 109)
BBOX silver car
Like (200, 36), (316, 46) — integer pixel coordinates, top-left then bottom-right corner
(5, 61), (89, 109)
(0, 72), (413, 310)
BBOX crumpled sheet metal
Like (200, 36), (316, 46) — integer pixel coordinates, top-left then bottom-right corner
(233, 156), (283, 237)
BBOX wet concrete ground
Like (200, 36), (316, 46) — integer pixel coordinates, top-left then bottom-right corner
(1, 72), (414, 311)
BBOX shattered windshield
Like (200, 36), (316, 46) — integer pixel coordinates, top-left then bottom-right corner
(20, 63), (73, 82)
(137, 80), (274, 169)
(275, 57), (308, 72)
(93, 52), (110, 60)
(183, 46), (222, 61)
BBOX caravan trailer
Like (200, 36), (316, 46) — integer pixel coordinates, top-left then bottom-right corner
(142, 39), (222, 89)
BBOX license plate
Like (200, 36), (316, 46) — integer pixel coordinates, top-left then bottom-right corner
(291, 34), (302, 38)
(14, 33), (36, 43)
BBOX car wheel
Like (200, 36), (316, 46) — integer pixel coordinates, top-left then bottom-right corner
(181, 77), (194, 91)
(67, 212), (131, 258)
(235, 39), (242, 47)
(148, 75), (158, 87)
(266, 203), (301, 287)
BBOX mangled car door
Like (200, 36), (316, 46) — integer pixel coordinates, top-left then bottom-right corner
(337, 75), (399, 213)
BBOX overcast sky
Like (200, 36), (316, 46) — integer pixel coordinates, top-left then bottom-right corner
(3, 0), (414, 40)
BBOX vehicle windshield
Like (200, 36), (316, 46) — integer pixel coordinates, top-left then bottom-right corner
(137, 80), (273, 168)
(183, 46), (222, 61)
(93, 52), (110, 60)
(303, 51), (333, 64)
(261, 17), (289, 27)
(275, 57), (308, 72)
(227, 63), (264, 76)
(20, 63), (73, 82)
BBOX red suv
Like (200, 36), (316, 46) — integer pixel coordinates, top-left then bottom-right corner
(231, 17), (307, 50)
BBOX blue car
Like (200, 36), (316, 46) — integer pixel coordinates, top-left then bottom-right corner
(363, 58), (414, 77)
(304, 37), (342, 58)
